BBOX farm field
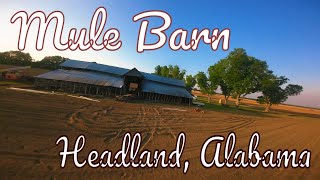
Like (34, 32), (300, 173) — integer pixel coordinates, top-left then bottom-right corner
(1, 81), (320, 179)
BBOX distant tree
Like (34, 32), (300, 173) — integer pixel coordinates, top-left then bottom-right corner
(0, 51), (33, 66)
(154, 65), (161, 75)
(154, 65), (186, 80)
(161, 65), (169, 77)
(257, 75), (303, 112)
(185, 75), (196, 92)
(172, 65), (186, 79)
(0, 51), (67, 70)
(196, 71), (217, 103)
(33, 56), (66, 69)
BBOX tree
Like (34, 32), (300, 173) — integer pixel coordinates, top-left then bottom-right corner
(185, 75), (196, 92)
(216, 48), (270, 108)
(154, 65), (161, 75)
(208, 59), (232, 105)
(34, 56), (66, 69)
(161, 66), (169, 77)
(196, 71), (217, 103)
(172, 65), (186, 79)
(154, 65), (186, 80)
(257, 75), (303, 112)
(0, 51), (33, 66)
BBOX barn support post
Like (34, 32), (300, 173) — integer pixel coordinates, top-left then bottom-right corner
(34, 79), (38, 87)
(189, 98), (191, 107)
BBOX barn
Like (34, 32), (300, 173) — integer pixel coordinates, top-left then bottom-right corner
(34, 59), (192, 104)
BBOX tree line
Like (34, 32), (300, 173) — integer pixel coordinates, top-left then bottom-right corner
(0, 51), (67, 70)
(154, 48), (303, 112)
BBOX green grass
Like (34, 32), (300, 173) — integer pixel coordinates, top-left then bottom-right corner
(0, 80), (33, 88)
(195, 96), (275, 117)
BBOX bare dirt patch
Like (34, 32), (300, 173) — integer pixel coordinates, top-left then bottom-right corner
(1, 87), (320, 179)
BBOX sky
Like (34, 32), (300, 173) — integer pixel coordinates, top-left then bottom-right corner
(0, 0), (319, 108)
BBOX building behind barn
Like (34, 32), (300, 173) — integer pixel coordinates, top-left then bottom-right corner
(34, 60), (192, 104)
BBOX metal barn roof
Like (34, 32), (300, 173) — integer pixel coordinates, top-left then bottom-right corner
(60, 59), (185, 87)
(35, 69), (124, 88)
(142, 80), (192, 98)
(35, 69), (192, 98)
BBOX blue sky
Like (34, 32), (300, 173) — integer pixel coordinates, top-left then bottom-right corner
(1, 0), (319, 107)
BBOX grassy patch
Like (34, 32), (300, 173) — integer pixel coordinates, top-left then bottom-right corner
(195, 95), (274, 117)
(0, 80), (33, 88)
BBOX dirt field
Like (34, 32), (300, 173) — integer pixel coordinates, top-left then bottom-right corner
(1, 84), (320, 179)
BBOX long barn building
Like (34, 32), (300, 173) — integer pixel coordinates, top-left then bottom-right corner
(34, 60), (192, 104)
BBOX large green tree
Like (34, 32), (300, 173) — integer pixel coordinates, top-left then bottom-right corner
(208, 59), (232, 105)
(213, 48), (271, 108)
(257, 75), (303, 112)
(196, 71), (217, 103)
